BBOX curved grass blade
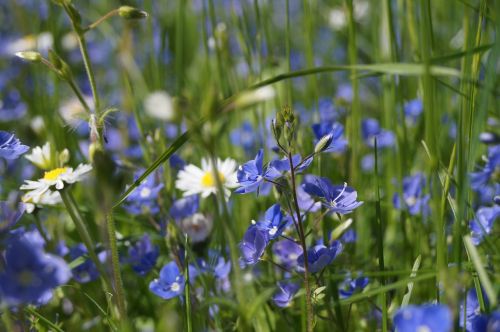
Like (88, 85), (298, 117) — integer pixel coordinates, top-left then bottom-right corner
(339, 272), (436, 306)
(113, 63), (461, 208)
(401, 255), (422, 306)
(463, 235), (497, 308)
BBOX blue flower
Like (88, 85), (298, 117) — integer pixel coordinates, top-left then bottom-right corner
(311, 122), (348, 153)
(0, 201), (24, 234)
(459, 288), (490, 332)
(270, 154), (313, 174)
(470, 145), (500, 190)
(69, 244), (107, 283)
(297, 182), (321, 212)
(239, 225), (268, 266)
(124, 170), (164, 215)
(361, 118), (395, 148)
(149, 261), (185, 300)
(393, 304), (452, 332)
(235, 149), (281, 194)
(393, 173), (430, 216)
(297, 241), (343, 273)
(340, 229), (357, 243)
(339, 276), (369, 299)
(0, 231), (70, 306)
(127, 234), (159, 276)
(302, 176), (363, 214)
(317, 98), (339, 123)
(469, 206), (500, 245)
(272, 239), (303, 269)
(170, 194), (199, 220)
(255, 204), (291, 241)
(230, 121), (260, 155)
(0, 89), (27, 122)
(273, 281), (300, 307)
(0, 131), (29, 160)
(404, 99), (423, 126)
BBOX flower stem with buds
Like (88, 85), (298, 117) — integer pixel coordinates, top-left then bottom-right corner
(288, 152), (314, 332)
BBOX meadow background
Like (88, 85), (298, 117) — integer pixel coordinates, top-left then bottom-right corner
(0, 0), (499, 331)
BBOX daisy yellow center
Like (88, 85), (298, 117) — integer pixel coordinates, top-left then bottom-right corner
(43, 167), (68, 181)
(201, 171), (225, 187)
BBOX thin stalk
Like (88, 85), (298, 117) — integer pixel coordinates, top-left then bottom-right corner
(175, 0), (185, 93)
(60, 189), (109, 289)
(288, 152), (314, 332)
(75, 33), (100, 112)
(106, 213), (127, 321)
(374, 139), (388, 332)
(184, 235), (193, 332)
(84, 9), (119, 31)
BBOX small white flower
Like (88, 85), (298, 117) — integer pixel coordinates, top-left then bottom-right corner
(25, 142), (70, 170)
(20, 164), (93, 202)
(25, 142), (53, 170)
(175, 157), (238, 200)
(22, 190), (62, 213)
(143, 91), (175, 121)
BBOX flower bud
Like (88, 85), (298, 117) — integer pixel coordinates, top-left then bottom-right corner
(15, 51), (42, 62)
(118, 6), (148, 19)
(314, 133), (333, 153)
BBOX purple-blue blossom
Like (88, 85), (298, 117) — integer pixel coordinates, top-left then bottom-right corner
(69, 244), (107, 283)
(361, 118), (395, 148)
(0, 201), (25, 234)
(0, 130), (29, 160)
(149, 261), (185, 300)
(469, 206), (500, 245)
(272, 239), (303, 269)
(170, 194), (199, 220)
(470, 145), (500, 190)
(239, 225), (268, 266)
(127, 234), (159, 276)
(124, 169), (164, 215)
(393, 173), (430, 216)
(297, 241), (343, 273)
(393, 304), (452, 332)
(302, 176), (363, 214)
(339, 276), (369, 299)
(273, 281), (300, 307)
(235, 149), (281, 194)
(255, 204), (291, 241)
(0, 230), (71, 306)
(311, 122), (348, 153)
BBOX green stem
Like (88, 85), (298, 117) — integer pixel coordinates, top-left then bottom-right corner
(84, 9), (119, 31)
(106, 213), (127, 321)
(184, 235), (193, 332)
(374, 139), (388, 332)
(60, 190), (109, 289)
(288, 152), (314, 332)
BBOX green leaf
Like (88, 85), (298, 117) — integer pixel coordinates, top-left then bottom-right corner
(463, 236), (497, 308)
(401, 255), (422, 306)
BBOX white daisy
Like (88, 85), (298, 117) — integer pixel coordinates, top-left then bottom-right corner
(20, 164), (93, 202)
(25, 142), (69, 170)
(22, 190), (62, 213)
(175, 158), (238, 200)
